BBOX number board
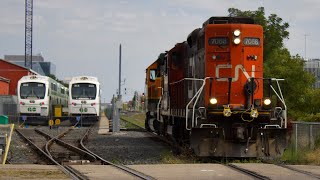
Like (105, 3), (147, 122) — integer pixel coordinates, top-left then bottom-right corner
(208, 37), (229, 46)
(243, 37), (260, 46)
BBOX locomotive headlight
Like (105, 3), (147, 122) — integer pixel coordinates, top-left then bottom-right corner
(233, 38), (241, 44)
(263, 98), (271, 106)
(233, 29), (241, 36)
(209, 97), (217, 104)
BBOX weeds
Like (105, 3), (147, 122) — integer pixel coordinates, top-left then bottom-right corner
(120, 113), (145, 128)
(282, 136), (320, 165)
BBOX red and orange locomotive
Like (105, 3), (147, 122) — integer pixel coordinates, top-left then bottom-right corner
(145, 17), (288, 158)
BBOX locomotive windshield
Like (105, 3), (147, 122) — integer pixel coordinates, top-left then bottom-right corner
(71, 83), (97, 99)
(20, 82), (46, 99)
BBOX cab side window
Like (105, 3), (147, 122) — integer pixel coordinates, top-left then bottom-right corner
(150, 69), (156, 82)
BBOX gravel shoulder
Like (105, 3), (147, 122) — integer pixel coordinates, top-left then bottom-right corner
(85, 129), (173, 165)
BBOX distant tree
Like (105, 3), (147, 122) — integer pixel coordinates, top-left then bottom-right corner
(228, 7), (315, 119)
(48, 74), (68, 87)
(265, 49), (315, 115)
(132, 91), (138, 110)
(110, 95), (117, 104)
(228, 7), (289, 62)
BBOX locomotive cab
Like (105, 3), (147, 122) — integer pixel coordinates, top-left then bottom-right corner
(145, 55), (163, 132)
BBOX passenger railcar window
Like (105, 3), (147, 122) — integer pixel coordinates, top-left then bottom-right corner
(71, 83), (97, 100)
(20, 82), (45, 99)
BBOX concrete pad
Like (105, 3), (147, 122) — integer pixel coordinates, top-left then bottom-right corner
(232, 163), (318, 180)
(288, 165), (320, 176)
(98, 114), (110, 135)
(129, 164), (254, 180)
(0, 165), (69, 179)
(72, 165), (139, 180)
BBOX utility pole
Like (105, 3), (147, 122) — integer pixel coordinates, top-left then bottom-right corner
(113, 44), (122, 133)
(25, 0), (33, 69)
(119, 44), (122, 98)
(304, 34), (310, 60)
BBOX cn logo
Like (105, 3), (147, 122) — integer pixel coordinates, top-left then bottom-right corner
(216, 64), (255, 82)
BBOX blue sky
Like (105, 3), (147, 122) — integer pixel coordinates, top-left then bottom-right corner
(1, 0), (319, 102)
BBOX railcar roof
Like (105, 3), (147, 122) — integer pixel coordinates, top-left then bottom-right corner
(203, 16), (254, 27)
(70, 76), (99, 83)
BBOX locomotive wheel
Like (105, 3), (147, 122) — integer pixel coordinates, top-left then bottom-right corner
(145, 115), (151, 131)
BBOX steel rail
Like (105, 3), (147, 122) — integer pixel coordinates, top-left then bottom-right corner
(277, 164), (320, 179)
(261, 158), (320, 179)
(227, 164), (271, 180)
(35, 128), (96, 162)
(80, 126), (155, 180)
(120, 117), (185, 155)
(260, 160), (320, 179)
(15, 129), (86, 180)
(64, 165), (89, 180)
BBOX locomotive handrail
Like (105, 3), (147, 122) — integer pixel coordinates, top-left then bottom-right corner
(269, 78), (287, 128)
(264, 124), (281, 129)
(157, 87), (163, 122)
(171, 77), (213, 130)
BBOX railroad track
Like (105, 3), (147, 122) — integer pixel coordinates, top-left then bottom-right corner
(226, 164), (270, 180)
(16, 125), (154, 180)
(80, 126), (154, 179)
(262, 160), (320, 179)
(16, 128), (88, 179)
(120, 116), (320, 179)
(120, 117), (193, 155)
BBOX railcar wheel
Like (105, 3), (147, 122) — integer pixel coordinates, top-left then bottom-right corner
(145, 115), (151, 131)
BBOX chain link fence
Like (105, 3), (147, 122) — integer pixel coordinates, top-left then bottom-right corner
(292, 121), (320, 152)
(0, 96), (19, 124)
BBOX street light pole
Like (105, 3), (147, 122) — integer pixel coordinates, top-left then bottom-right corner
(304, 34), (309, 60)
(119, 44), (122, 98)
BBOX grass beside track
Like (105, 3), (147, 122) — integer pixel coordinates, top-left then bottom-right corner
(121, 112), (145, 128)
(282, 134), (320, 165)
(0, 169), (69, 179)
(282, 142), (320, 165)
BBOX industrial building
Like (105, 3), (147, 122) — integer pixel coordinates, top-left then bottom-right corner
(0, 77), (10, 95)
(4, 55), (56, 76)
(0, 59), (37, 95)
(304, 59), (320, 88)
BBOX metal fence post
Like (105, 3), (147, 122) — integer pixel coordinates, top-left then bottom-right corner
(309, 124), (314, 149)
(295, 123), (298, 154)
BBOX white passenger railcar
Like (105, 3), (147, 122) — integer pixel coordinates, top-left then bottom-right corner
(17, 75), (68, 124)
(68, 76), (101, 123)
